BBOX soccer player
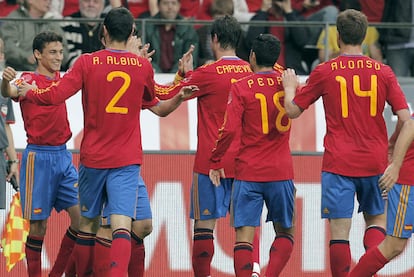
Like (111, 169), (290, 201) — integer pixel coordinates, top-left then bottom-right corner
(209, 33), (296, 277)
(155, 15), (255, 277)
(17, 7), (198, 276)
(94, 175), (153, 277)
(282, 9), (410, 277)
(348, 117), (414, 276)
(1, 31), (80, 277)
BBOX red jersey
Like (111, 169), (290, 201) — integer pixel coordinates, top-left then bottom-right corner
(0, 1), (18, 17)
(156, 57), (252, 176)
(180, 0), (200, 18)
(16, 72), (72, 146)
(360, 0), (384, 22)
(25, 49), (159, 168)
(397, 113), (414, 185)
(127, 0), (149, 18)
(294, 55), (408, 177)
(211, 70), (294, 182)
(62, 0), (79, 17)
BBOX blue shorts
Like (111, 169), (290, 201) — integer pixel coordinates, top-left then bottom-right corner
(190, 173), (232, 220)
(386, 184), (414, 238)
(321, 172), (385, 219)
(231, 179), (296, 228)
(102, 174), (152, 225)
(78, 164), (140, 219)
(21, 144), (79, 220)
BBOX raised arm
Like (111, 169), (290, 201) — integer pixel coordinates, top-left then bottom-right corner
(148, 85), (199, 117)
(282, 68), (303, 118)
(1, 67), (19, 98)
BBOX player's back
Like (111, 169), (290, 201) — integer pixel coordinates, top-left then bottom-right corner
(189, 57), (252, 176)
(77, 49), (155, 168)
(300, 55), (408, 176)
(233, 71), (293, 182)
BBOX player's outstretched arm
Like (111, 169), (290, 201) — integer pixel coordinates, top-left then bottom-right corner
(1, 67), (19, 98)
(282, 68), (302, 118)
(149, 85), (199, 117)
(380, 118), (414, 192)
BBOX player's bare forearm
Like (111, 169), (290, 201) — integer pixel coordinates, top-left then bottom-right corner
(150, 85), (199, 116)
(380, 119), (414, 191)
(177, 45), (195, 79)
(1, 67), (18, 98)
(282, 68), (302, 118)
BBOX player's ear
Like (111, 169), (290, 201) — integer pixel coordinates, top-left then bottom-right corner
(33, 49), (41, 61)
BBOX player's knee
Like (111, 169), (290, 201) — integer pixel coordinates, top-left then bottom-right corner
(29, 220), (47, 236)
(132, 220), (153, 238)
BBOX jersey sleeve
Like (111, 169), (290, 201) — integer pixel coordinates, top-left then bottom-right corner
(26, 55), (85, 105)
(384, 66), (409, 113)
(293, 66), (325, 110)
(154, 69), (207, 100)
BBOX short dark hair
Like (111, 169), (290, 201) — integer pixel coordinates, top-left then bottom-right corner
(251, 34), (280, 67)
(210, 15), (241, 50)
(103, 7), (134, 43)
(32, 31), (63, 53)
(336, 9), (367, 45)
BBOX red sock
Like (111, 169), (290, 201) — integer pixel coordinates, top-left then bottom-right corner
(252, 229), (260, 274)
(110, 228), (131, 276)
(128, 232), (145, 277)
(363, 226), (386, 250)
(265, 234), (294, 276)
(64, 253), (77, 277)
(192, 228), (214, 277)
(25, 235), (44, 277)
(94, 236), (112, 277)
(349, 247), (388, 277)
(330, 240), (351, 277)
(49, 227), (77, 277)
(73, 231), (95, 277)
(234, 241), (253, 277)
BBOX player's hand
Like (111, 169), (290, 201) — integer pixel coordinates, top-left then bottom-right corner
(178, 45), (195, 75)
(179, 85), (199, 99)
(2, 66), (17, 82)
(209, 168), (226, 186)
(282, 68), (299, 92)
(139, 43), (155, 62)
(17, 81), (37, 97)
(379, 163), (398, 196)
(127, 35), (141, 55)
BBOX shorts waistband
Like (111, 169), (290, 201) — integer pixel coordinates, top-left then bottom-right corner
(27, 144), (67, 151)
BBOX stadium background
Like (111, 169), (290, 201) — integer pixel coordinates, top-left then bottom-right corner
(1, 75), (414, 276)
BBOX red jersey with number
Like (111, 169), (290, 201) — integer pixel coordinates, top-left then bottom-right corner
(156, 57), (252, 177)
(15, 72), (72, 146)
(211, 70), (293, 181)
(25, 49), (159, 168)
(293, 55), (408, 176)
(397, 113), (414, 185)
